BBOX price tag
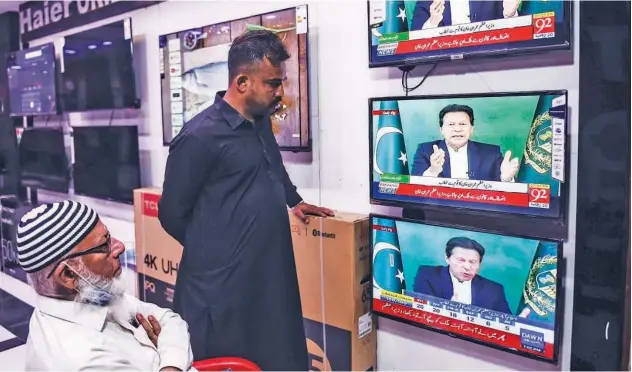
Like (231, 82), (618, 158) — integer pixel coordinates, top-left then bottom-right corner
(358, 313), (372, 339)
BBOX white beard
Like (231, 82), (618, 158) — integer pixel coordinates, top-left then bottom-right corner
(75, 272), (136, 325)
(106, 287), (138, 326)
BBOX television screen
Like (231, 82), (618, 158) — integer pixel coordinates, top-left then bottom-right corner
(368, 0), (572, 68)
(6, 43), (59, 116)
(159, 5), (310, 150)
(18, 127), (69, 193)
(72, 125), (140, 204)
(370, 91), (568, 222)
(0, 119), (19, 195)
(60, 18), (138, 112)
(371, 215), (561, 361)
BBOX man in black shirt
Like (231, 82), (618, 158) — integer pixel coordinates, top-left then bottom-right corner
(158, 30), (334, 370)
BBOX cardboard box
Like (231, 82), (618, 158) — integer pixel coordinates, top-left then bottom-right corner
(133, 188), (377, 370)
(289, 211), (377, 371)
(133, 188), (182, 309)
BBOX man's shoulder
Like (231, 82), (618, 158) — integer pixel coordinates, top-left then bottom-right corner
(26, 311), (106, 368)
(173, 105), (228, 142)
(474, 274), (504, 292)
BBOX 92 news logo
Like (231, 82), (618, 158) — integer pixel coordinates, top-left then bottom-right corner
(377, 43), (398, 56)
(532, 12), (555, 39)
(528, 184), (550, 208)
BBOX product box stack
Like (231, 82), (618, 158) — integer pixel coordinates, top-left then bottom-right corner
(289, 211), (377, 371)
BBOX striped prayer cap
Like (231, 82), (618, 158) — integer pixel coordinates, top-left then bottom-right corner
(16, 200), (99, 273)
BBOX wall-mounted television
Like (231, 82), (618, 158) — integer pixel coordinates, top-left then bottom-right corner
(60, 18), (139, 112)
(369, 90), (569, 239)
(368, 0), (572, 68)
(371, 214), (562, 362)
(18, 126), (69, 193)
(0, 119), (19, 195)
(6, 43), (59, 117)
(72, 125), (141, 204)
(159, 5), (311, 151)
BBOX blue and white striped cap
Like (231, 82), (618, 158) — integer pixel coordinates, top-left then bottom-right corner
(16, 200), (99, 273)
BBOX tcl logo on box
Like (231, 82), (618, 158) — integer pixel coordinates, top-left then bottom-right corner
(142, 193), (160, 217)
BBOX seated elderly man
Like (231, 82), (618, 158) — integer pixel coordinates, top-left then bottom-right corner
(16, 200), (195, 371)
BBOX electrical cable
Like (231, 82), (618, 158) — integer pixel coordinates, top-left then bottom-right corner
(401, 63), (438, 96)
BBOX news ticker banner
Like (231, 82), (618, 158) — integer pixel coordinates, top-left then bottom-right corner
(373, 289), (555, 359)
(377, 175), (553, 209)
(370, 5), (558, 56)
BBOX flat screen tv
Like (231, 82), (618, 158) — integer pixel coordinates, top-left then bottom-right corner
(371, 214), (561, 362)
(72, 125), (141, 204)
(18, 127), (69, 193)
(6, 43), (59, 116)
(60, 18), (139, 112)
(369, 90), (569, 238)
(159, 5), (311, 151)
(368, 0), (572, 68)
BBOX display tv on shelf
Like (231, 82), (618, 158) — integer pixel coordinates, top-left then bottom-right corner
(6, 43), (59, 117)
(159, 5), (311, 151)
(60, 18), (139, 112)
(371, 214), (561, 362)
(18, 127), (69, 193)
(72, 125), (141, 204)
(369, 90), (569, 237)
(367, 0), (572, 68)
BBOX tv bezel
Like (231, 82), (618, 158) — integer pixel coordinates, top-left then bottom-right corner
(158, 5), (312, 152)
(368, 90), (570, 241)
(6, 42), (61, 117)
(71, 125), (141, 205)
(369, 212), (564, 364)
(59, 18), (140, 113)
(366, 1), (573, 69)
(18, 126), (70, 194)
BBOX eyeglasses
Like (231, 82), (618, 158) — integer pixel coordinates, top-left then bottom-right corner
(46, 233), (112, 278)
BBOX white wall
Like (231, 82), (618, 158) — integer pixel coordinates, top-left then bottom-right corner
(31, 0), (580, 370)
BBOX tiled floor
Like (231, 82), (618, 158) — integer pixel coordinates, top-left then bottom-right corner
(0, 272), (37, 371)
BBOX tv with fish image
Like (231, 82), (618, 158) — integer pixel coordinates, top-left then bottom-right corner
(369, 90), (569, 237)
(371, 214), (562, 362)
(368, 0), (572, 67)
(159, 5), (311, 151)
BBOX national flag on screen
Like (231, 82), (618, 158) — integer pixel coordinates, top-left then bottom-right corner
(517, 241), (558, 323)
(518, 0), (564, 18)
(372, 218), (406, 294)
(373, 100), (409, 176)
(377, 0), (410, 35)
(515, 96), (559, 195)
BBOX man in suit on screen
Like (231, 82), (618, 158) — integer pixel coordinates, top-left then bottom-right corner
(410, 0), (521, 30)
(413, 236), (512, 314)
(411, 104), (520, 182)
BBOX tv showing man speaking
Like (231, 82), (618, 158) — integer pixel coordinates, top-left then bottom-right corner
(371, 215), (561, 361)
(369, 90), (568, 220)
(368, 0), (572, 67)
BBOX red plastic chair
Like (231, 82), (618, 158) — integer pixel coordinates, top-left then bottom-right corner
(192, 357), (261, 371)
